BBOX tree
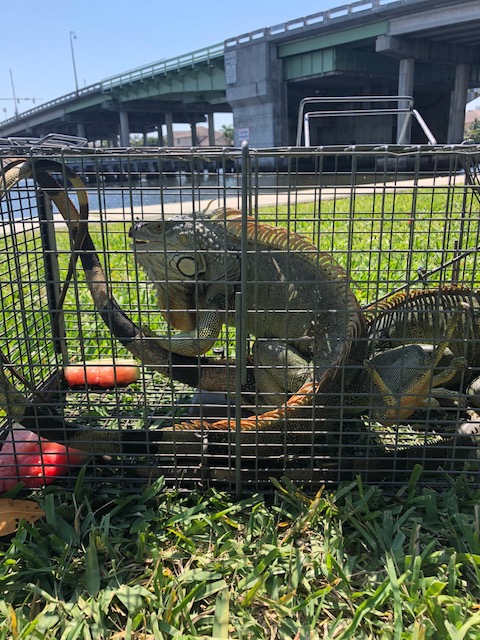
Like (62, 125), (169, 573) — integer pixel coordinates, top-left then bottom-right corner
(221, 124), (234, 145)
(465, 118), (480, 143)
(130, 134), (159, 147)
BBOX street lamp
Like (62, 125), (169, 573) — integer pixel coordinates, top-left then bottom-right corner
(70, 31), (79, 94)
(9, 69), (18, 117)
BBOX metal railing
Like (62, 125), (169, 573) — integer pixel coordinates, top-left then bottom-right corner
(100, 43), (225, 91)
(0, 43), (224, 128)
(296, 96), (437, 146)
(0, 84), (102, 128)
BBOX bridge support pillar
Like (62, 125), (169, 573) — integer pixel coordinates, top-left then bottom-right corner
(397, 58), (415, 143)
(119, 111), (130, 147)
(225, 40), (287, 152)
(448, 63), (469, 143)
(165, 112), (174, 146)
(190, 120), (198, 146)
(157, 124), (164, 146)
(76, 123), (86, 139)
(207, 113), (215, 146)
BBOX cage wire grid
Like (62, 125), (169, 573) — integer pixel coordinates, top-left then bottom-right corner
(1, 142), (480, 494)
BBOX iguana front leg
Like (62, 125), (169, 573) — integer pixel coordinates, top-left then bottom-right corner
(253, 340), (313, 407)
(365, 345), (466, 425)
(365, 306), (468, 425)
(146, 309), (223, 357)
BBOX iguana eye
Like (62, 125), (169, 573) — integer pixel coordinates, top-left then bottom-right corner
(176, 256), (197, 278)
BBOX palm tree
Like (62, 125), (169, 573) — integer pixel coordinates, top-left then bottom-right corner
(221, 124), (234, 145)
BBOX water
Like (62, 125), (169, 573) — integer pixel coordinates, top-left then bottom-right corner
(88, 172), (242, 213)
(1, 173), (242, 221)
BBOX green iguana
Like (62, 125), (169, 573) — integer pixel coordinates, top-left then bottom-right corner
(129, 208), (367, 410)
(125, 210), (467, 444)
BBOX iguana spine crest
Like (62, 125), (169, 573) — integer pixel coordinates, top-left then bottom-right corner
(209, 208), (365, 366)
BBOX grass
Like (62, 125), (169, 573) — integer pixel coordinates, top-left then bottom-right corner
(2, 185), (480, 637)
(2, 470), (480, 638)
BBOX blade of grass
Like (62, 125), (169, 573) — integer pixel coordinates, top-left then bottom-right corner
(338, 578), (392, 640)
(212, 587), (229, 639)
(385, 554), (404, 640)
(84, 532), (101, 597)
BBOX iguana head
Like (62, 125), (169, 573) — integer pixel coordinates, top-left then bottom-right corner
(129, 213), (240, 331)
(129, 216), (205, 331)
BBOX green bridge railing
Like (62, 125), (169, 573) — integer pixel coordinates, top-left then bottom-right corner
(100, 43), (225, 91)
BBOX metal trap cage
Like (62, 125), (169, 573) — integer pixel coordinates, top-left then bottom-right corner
(1, 138), (480, 494)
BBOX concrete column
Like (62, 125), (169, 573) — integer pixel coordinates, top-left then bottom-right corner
(157, 124), (164, 146)
(207, 113), (215, 146)
(397, 58), (415, 143)
(119, 111), (130, 147)
(190, 120), (198, 146)
(142, 130), (148, 146)
(165, 112), (174, 146)
(226, 41), (288, 150)
(76, 122), (86, 138)
(448, 63), (470, 143)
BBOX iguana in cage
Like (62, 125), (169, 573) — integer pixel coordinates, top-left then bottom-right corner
(0, 159), (471, 465)
(365, 285), (480, 406)
(129, 209), (367, 409)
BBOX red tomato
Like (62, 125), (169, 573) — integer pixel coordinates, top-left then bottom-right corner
(0, 427), (88, 493)
(64, 359), (140, 388)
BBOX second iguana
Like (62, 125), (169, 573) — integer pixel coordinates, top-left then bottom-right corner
(365, 285), (480, 405)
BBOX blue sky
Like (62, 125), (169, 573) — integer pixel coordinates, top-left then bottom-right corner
(1, 0), (341, 128)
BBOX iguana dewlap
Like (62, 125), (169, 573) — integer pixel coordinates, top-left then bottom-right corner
(130, 208), (367, 403)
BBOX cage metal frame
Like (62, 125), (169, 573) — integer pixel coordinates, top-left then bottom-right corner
(1, 140), (480, 494)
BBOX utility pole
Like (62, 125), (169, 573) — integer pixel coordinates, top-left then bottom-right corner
(0, 96), (41, 120)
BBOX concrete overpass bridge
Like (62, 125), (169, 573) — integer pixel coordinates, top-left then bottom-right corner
(0, 0), (479, 148)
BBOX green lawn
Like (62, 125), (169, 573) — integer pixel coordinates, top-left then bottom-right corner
(1, 186), (480, 637)
(2, 471), (480, 638)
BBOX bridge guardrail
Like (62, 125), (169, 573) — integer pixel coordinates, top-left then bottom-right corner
(225, 0), (403, 46)
(0, 43), (224, 128)
(0, 84), (102, 128)
(100, 43), (225, 91)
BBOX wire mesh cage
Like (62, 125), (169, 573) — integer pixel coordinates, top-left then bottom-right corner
(1, 138), (480, 495)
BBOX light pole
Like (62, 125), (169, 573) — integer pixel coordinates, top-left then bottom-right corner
(70, 31), (79, 94)
(9, 69), (18, 117)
